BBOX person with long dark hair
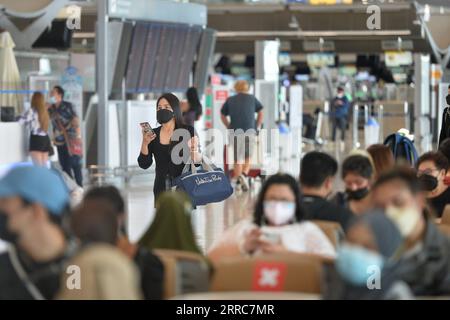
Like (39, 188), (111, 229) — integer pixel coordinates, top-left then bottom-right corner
(138, 93), (201, 201)
(181, 87), (203, 126)
(207, 173), (335, 263)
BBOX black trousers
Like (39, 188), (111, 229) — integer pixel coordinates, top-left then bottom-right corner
(57, 144), (83, 187)
(332, 117), (347, 141)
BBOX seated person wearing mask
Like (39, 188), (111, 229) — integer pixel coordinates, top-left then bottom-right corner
(333, 152), (375, 215)
(323, 210), (412, 300)
(82, 186), (164, 300)
(372, 167), (450, 296)
(300, 151), (354, 230)
(416, 151), (450, 218)
(0, 166), (77, 299)
(208, 174), (336, 264)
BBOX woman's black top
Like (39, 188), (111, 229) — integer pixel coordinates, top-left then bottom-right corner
(439, 107), (450, 147)
(429, 186), (450, 218)
(138, 125), (195, 199)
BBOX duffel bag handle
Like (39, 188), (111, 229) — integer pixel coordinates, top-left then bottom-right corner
(182, 162), (197, 175)
(181, 155), (219, 175)
(201, 155), (219, 171)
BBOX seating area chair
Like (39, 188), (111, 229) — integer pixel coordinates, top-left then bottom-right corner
(153, 249), (210, 299)
(210, 253), (331, 294)
(172, 291), (321, 300)
(311, 220), (344, 248)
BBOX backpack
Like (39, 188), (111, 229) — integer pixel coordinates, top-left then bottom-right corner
(384, 133), (418, 166)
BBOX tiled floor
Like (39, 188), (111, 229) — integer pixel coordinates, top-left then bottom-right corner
(123, 176), (260, 252)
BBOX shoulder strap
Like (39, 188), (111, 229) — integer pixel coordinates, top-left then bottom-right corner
(405, 139), (418, 165)
(8, 246), (45, 300)
(53, 107), (71, 145)
(404, 140), (412, 163)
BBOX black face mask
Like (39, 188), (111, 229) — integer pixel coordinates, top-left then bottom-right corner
(419, 174), (438, 192)
(346, 187), (369, 201)
(157, 109), (174, 124)
(0, 211), (18, 244)
(446, 95), (450, 106)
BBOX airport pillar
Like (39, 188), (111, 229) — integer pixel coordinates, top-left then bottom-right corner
(96, 0), (109, 166)
(255, 40), (280, 82)
(431, 64), (442, 143)
(289, 85), (303, 178)
(414, 54), (432, 153)
(255, 41), (280, 157)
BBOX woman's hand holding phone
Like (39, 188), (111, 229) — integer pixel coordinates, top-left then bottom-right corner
(142, 130), (156, 145)
(141, 123), (156, 145)
(242, 227), (286, 255)
(258, 232), (287, 253)
(242, 227), (262, 254)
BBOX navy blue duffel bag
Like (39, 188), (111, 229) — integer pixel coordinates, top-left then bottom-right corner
(173, 156), (233, 206)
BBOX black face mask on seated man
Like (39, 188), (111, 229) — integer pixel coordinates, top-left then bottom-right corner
(346, 187), (369, 201)
(0, 211), (18, 244)
(446, 94), (450, 106)
(418, 174), (438, 192)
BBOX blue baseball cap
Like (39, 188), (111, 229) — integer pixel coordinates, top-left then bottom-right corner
(0, 166), (70, 214)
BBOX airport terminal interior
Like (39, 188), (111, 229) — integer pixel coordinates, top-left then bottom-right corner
(1, 0), (450, 303)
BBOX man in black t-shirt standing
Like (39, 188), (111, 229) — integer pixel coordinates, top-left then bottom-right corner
(300, 151), (354, 230)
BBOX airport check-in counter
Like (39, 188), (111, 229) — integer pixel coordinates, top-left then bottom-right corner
(0, 121), (28, 166)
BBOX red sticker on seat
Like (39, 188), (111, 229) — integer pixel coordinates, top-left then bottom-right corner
(252, 261), (287, 291)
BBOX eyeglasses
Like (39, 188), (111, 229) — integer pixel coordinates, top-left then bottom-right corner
(417, 168), (440, 177)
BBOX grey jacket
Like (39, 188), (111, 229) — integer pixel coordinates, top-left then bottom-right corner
(396, 220), (450, 296)
(322, 263), (413, 300)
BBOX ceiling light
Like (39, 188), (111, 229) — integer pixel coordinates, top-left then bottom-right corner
(424, 4), (430, 22)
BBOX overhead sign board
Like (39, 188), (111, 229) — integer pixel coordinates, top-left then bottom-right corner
(108, 0), (207, 26)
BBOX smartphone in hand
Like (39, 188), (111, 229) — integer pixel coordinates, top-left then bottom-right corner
(260, 232), (281, 245)
(140, 122), (154, 135)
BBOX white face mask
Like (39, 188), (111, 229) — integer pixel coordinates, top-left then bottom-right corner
(263, 201), (296, 226)
(49, 96), (57, 105)
(385, 205), (421, 237)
